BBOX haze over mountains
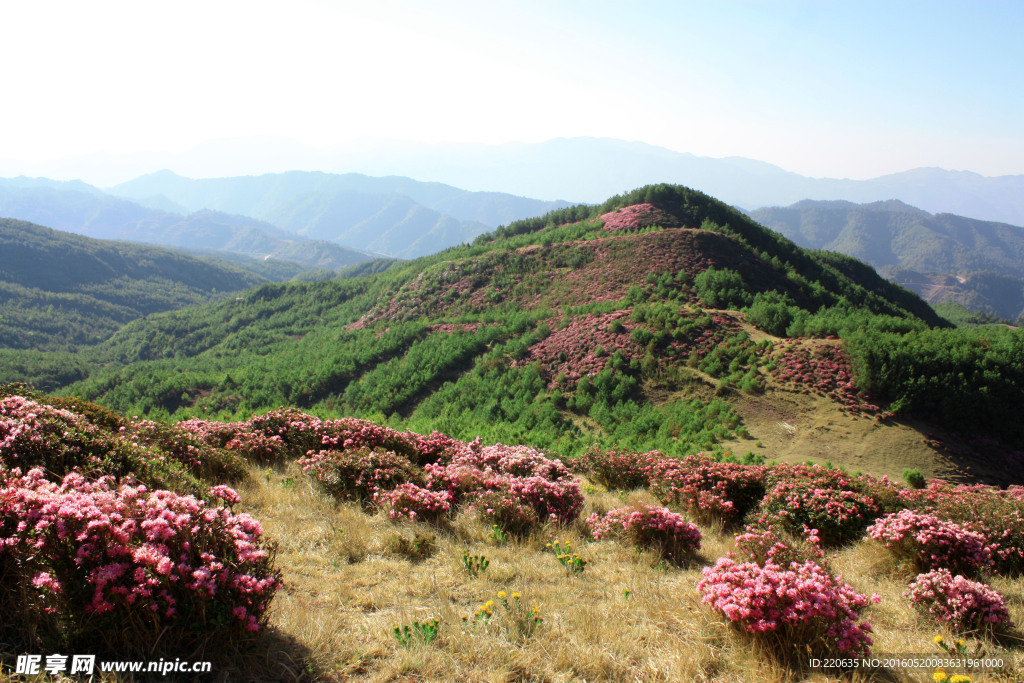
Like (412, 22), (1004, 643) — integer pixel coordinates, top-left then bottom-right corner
(6, 137), (1024, 225)
(0, 172), (569, 262)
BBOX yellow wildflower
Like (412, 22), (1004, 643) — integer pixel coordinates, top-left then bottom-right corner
(949, 676), (970, 683)
(933, 671), (947, 683)
(497, 591), (507, 599)
(512, 592), (521, 599)
(934, 635), (944, 644)
(956, 639), (966, 647)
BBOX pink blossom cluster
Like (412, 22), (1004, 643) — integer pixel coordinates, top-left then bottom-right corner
(551, 229), (719, 308)
(768, 342), (882, 415)
(511, 311), (641, 385)
(426, 442), (583, 531)
(0, 395), (101, 471)
(127, 419), (206, 472)
(586, 504), (701, 563)
(867, 510), (994, 576)
(759, 478), (880, 546)
(181, 410), (463, 467)
(646, 455), (767, 525)
(905, 569), (1014, 633)
(574, 444), (660, 490)
(698, 557), (878, 657)
(598, 203), (681, 232)
(373, 483), (452, 522)
(0, 467), (280, 651)
(732, 523), (826, 567)
(297, 448), (424, 502)
(899, 482), (1024, 575)
(292, 423), (584, 533)
(352, 225), (727, 323)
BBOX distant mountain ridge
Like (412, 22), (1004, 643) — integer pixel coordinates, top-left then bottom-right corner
(0, 184), (376, 270)
(749, 199), (1024, 320)
(5, 138), (1023, 226)
(110, 170), (571, 258)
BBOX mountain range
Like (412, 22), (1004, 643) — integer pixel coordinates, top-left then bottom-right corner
(750, 199), (1024, 321)
(6, 137), (1023, 226)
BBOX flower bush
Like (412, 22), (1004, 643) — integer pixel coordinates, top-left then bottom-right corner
(759, 478), (880, 546)
(906, 569), (1013, 634)
(574, 445), (656, 490)
(127, 419), (247, 483)
(767, 342), (881, 415)
(732, 523), (825, 567)
(647, 455), (766, 526)
(374, 483), (452, 522)
(587, 504), (701, 564)
(0, 467), (280, 656)
(0, 395), (203, 496)
(867, 510), (994, 577)
(297, 448), (423, 503)
(698, 557), (878, 659)
(920, 486), (1024, 576)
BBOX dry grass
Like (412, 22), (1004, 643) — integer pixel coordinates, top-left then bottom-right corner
(12, 465), (1016, 682)
(218, 465), (1024, 683)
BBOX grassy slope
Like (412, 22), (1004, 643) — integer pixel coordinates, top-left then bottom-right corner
(238, 460), (1024, 682)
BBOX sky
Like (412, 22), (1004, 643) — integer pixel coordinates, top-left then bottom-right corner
(1, 0), (1022, 181)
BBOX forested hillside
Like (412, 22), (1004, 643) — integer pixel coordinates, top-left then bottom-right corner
(0, 218), (286, 353)
(6, 184), (1022, 481)
(750, 199), (1024, 320)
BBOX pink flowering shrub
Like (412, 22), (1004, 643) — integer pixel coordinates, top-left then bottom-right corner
(586, 504), (701, 564)
(574, 445), (657, 490)
(0, 467), (280, 656)
(867, 510), (994, 576)
(127, 419), (246, 483)
(374, 484), (452, 523)
(466, 476), (584, 533)
(914, 485), (1024, 576)
(767, 342), (881, 415)
(297, 448), (424, 504)
(465, 489), (538, 536)
(759, 478), (880, 547)
(511, 311), (642, 386)
(599, 203), (680, 232)
(733, 523), (825, 567)
(424, 442), (583, 533)
(906, 569), (1014, 634)
(698, 557), (878, 659)
(647, 455), (767, 526)
(0, 395), (205, 496)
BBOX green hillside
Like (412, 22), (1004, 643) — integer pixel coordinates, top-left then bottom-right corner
(7, 184), (1024, 468)
(750, 199), (1024, 320)
(0, 217), (270, 351)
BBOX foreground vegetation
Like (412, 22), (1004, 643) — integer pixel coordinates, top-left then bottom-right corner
(1, 388), (1022, 681)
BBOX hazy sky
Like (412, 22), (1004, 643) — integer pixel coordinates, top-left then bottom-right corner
(2, 0), (1021, 179)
